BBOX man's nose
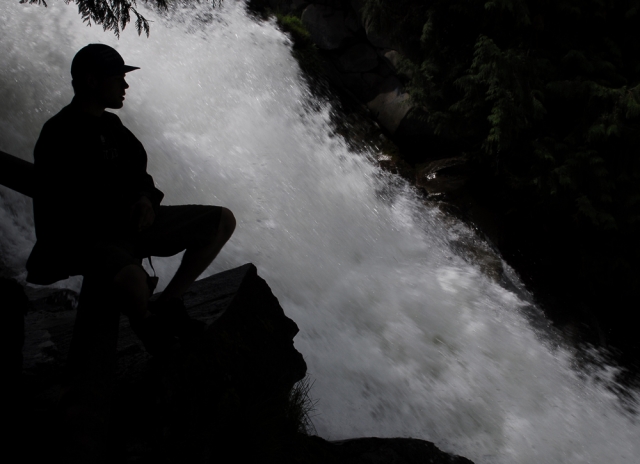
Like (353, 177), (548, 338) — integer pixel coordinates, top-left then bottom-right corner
(123, 79), (129, 89)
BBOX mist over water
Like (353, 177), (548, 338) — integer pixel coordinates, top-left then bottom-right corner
(1, 1), (638, 462)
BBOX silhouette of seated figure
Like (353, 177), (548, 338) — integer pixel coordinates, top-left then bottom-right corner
(27, 43), (236, 355)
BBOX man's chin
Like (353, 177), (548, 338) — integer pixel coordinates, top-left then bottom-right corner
(106, 101), (125, 110)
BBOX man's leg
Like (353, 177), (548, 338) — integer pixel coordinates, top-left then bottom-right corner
(112, 263), (151, 322)
(158, 207), (236, 302)
(113, 263), (179, 355)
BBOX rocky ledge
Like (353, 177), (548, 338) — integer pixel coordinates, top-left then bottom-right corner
(7, 265), (474, 463)
(252, 0), (434, 150)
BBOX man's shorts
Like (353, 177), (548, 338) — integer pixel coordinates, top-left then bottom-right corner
(71, 205), (222, 281)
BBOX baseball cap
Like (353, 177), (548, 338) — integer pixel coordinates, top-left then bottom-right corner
(71, 43), (140, 78)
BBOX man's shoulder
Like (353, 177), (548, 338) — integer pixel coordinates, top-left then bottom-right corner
(40, 102), (86, 134)
(35, 103), (91, 160)
(41, 104), (73, 129)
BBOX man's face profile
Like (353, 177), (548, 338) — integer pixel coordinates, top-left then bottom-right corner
(97, 74), (129, 109)
(73, 72), (130, 110)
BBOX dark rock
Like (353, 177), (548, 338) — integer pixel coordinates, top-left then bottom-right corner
(338, 43), (378, 73)
(373, 61), (394, 78)
(1, 277), (29, 375)
(365, 76), (412, 134)
(22, 263), (305, 389)
(291, 0), (310, 13)
(376, 154), (416, 181)
(327, 68), (379, 103)
(393, 108), (454, 164)
(20, 263), (307, 463)
(347, 0), (394, 48)
(350, 0), (366, 18)
(382, 49), (401, 69)
(339, 72), (366, 95)
(317, 436), (474, 464)
(450, 239), (504, 282)
(361, 71), (386, 91)
(415, 157), (468, 197)
(382, 49), (413, 81)
(251, 0), (309, 15)
(364, 17), (396, 50)
(419, 173), (467, 197)
(344, 7), (362, 33)
(3, 275), (30, 459)
(302, 4), (355, 50)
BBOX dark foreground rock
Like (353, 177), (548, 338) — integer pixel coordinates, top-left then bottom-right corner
(325, 437), (474, 464)
(13, 263), (473, 464)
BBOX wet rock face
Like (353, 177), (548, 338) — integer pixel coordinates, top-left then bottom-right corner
(182, 263), (308, 393)
(416, 157), (469, 197)
(295, 2), (420, 137)
(365, 77), (411, 133)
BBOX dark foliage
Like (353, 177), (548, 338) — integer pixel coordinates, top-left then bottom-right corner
(21, 0), (222, 37)
(362, 1), (640, 329)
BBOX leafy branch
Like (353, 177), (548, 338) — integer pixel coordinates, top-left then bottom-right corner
(20, 0), (223, 37)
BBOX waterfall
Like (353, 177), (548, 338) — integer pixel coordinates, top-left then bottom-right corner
(0, 2), (638, 463)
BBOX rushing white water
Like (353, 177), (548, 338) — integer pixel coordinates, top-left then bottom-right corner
(1, 2), (638, 462)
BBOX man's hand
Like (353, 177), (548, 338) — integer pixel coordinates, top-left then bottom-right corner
(130, 196), (155, 232)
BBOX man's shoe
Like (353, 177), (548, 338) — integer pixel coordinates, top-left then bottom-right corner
(130, 314), (179, 357)
(149, 297), (206, 341)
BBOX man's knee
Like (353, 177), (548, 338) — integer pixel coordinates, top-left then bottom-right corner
(218, 207), (236, 241)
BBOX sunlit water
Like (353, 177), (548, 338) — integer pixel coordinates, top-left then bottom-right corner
(1, 2), (638, 462)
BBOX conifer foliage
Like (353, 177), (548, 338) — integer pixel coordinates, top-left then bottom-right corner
(21, 0), (221, 37)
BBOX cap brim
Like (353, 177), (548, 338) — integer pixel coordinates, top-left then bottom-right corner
(103, 65), (140, 77)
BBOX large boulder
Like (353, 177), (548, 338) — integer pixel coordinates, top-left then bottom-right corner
(365, 76), (412, 134)
(349, 0), (398, 50)
(21, 263), (305, 390)
(381, 49), (413, 81)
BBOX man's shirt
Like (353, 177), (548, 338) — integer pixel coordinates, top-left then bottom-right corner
(26, 98), (164, 284)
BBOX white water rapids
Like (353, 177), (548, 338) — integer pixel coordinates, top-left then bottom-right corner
(1, 2), (638, 462)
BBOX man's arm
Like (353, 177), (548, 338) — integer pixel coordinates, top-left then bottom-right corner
(119, 122), (164, 214)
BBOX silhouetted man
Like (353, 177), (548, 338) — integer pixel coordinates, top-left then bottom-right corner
(26, 43), (236, 355)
